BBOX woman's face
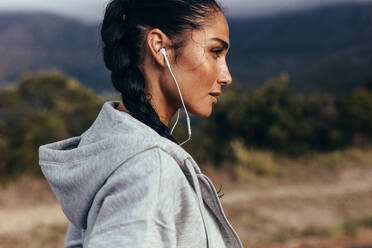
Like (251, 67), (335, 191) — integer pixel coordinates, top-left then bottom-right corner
(166, 11), (232, 118)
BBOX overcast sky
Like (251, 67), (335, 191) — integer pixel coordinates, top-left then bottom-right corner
(0, 0), (371, 24)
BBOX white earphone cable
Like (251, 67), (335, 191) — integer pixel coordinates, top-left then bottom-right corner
(170, 108), (180, 135)
(161, 48), (192, 146)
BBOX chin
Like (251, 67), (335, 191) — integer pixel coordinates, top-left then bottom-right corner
(190, 107), (213, 118)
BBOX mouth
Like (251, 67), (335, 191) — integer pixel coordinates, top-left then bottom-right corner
(209, 92), (221, 97)
(209, 92), (220, 104)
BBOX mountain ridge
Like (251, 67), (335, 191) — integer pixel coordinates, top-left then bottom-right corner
(0, 2), (371, 94)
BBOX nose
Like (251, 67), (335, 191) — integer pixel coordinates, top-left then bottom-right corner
(217, 62), (232, 86)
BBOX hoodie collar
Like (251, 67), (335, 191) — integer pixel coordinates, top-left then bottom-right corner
(39, 101), (202, 229)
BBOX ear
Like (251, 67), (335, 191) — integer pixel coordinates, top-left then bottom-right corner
(146, 28), (172, 67)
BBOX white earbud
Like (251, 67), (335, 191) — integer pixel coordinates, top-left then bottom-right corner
(160, 47), (192, 146)
(160, 47), (167, 59)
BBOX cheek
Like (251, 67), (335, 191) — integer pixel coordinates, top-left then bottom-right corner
(176, 44), (205, 70)
(197, 59), (220, 89)
(175, 49), (219, 99)
(181, 64), (217, 100)
(177, 44), (219, 84)
(200, 66), (218, 89)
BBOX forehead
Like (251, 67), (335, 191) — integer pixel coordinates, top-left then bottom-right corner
(204, 12), (229, 42)
(188, 12), (230, 46)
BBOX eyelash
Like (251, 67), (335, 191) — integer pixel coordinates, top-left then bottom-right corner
(212, 49), (223, 58)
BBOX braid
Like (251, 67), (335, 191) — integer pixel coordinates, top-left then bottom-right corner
(102, 0), (178, 144)
(113, 65), (178, 143)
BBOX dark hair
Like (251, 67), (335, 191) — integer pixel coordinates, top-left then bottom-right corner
(101, 0), (224, 144)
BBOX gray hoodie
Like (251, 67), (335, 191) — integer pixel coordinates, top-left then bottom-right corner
(39, 101), (243, 248)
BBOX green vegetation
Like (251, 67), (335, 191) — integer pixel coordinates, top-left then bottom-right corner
(188, 73), (372, 167)
(0, 70), (103, 183)
(271, 215), (372, 243)
(1, 70), (372, 183)
(272, 216), (372, 242)
(272, 225), (334, 243)
(230, 139), (280, 177)
(343, 216), (372, 236)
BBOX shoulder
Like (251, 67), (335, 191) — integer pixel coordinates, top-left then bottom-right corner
(92, 147), (190, 216)
(156, 147), (187, 179)
(106, 147), (187, 189)
(91, 147), (188, 214)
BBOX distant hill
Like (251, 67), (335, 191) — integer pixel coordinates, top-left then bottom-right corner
(0, 2), (371, 94)
(228, 2), (372, 94)
(0, 12), (113, 92)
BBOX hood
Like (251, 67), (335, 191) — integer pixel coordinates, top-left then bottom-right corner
(38, 101), (201, 230)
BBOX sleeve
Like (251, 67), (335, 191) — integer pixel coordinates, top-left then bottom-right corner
(85, 148), (184, 248)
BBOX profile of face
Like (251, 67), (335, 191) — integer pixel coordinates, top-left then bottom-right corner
(158, 11), (232, 119)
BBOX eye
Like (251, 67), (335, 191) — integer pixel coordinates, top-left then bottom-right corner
(211, 49), (223, 58)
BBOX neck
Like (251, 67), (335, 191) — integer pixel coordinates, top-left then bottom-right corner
(117, 97), (178, 127)
(116, 60), (179, 126)
(117, 100), (129, 113)
(142, 68), (179, 126)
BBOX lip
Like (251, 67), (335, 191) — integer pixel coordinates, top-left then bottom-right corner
(209, 94), (218, 104)
(209, 92), (221, 97)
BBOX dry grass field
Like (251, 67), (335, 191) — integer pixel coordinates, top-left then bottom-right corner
(1, 147), (372, 248)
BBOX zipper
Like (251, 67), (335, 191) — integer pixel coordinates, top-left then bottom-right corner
(184, 158), (211, 247)
(201, 174), (244, 248)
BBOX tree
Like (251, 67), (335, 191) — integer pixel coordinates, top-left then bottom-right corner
(0, 70), (103, 181)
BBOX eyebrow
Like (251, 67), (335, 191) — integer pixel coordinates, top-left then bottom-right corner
(211, 37), (229, 50)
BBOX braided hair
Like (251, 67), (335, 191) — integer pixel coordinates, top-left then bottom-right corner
(101, 0), (223, 144)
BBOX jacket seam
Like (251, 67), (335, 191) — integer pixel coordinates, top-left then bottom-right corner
(157, 147), (188, 166)
(90, 216), (176, 238)
(156, 148), (162, 221)
(39, 144), (178, 167)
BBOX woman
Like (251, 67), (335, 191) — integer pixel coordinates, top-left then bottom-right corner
(39, 0), (243, 247)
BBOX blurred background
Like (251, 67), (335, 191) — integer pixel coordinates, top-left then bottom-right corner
(1, 0), (372, 247)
